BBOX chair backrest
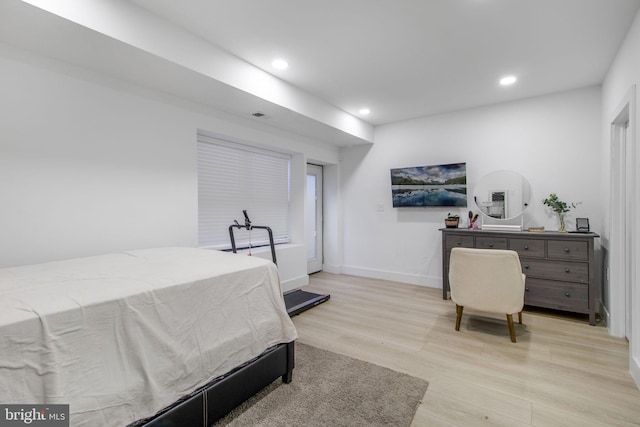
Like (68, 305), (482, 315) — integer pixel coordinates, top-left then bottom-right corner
(449, 247), (525, 315)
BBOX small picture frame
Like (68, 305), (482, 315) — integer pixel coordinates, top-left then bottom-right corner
(576, 218), (590, 233)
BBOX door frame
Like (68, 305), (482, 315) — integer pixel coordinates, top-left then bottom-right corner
(610, 104), (630, 338)
(608, 85), (639, 389)
(609, 86), (635, 339)
(306, 164), (323, 274)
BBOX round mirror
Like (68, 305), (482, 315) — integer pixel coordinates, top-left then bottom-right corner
(473, 170), (531, 220)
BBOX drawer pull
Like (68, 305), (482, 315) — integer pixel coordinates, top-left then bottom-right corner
(524, 245), (529, 250)
(565, 292), (571, 297)
(457, 241), (462, 246)
(525, 287), (530, 292)
(564, 247), (570, 253)
(488, 243), (494, 248)
(523, 264), (529, 269)
(565, 268), (570, 273)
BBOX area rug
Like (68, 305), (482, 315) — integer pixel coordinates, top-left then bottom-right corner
(216, 343), (428, 426)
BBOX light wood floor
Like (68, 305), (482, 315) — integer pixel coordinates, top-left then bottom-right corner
(291, 272), (640, 426)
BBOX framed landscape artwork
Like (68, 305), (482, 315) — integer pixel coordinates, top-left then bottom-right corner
(390, 162), (467, 207)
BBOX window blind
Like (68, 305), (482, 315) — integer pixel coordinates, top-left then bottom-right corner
(197, 132), (290, 250)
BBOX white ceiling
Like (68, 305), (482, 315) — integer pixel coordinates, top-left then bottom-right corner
(130, 0), (640, 126)
(2, 0), (639, 146)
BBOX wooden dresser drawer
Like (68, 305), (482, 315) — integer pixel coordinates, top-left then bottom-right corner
(445, 235), (474, 250)
(476, 236), (508, 249)
(524, 278), (588, 313)
(521, 259), (589, 283)
(509, 238), (545, 258)
(548, 240), (588, 261)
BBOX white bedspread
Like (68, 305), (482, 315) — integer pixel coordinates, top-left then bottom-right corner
(0, 247), (298, 426)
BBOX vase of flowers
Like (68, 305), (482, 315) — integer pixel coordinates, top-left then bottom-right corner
(542, 193), (580, 232)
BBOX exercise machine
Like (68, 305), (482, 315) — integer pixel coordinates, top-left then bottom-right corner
(229, 210), (330, 316)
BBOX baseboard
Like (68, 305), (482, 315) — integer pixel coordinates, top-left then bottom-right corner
(631, 355), (640, 389)
(340, 265), (440, 288)
(281, 274), (309, 292)
(600, 300), (610, 328)
(322, 263), (341, 274)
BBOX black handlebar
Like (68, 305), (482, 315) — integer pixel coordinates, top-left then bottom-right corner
(228, 210), (277, 265)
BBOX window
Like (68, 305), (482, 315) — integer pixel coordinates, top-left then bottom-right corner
(197, 131), (290, 250)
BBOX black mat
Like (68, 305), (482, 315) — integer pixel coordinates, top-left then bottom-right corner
(283, 289), (330, 316)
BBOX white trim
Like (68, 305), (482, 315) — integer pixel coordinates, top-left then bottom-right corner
(306, 164), (324, 274)
(608, 85), (639, 390)
(609, 120), (627, 337)
(629, 84), (640, 389)
(631, 355), (640, 389)
(600, 300), (610, 328)
(608, 85), (635, 338)
(322, 263), (342, 274)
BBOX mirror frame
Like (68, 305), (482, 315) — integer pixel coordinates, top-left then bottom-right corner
(473, 170), (531, 229)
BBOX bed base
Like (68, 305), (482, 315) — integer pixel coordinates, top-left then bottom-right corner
(132, 341), (294, 426)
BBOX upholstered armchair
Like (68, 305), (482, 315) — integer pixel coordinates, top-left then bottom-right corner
(448, 247), (526, 342)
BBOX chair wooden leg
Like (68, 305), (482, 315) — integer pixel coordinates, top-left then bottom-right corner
(518, 311), (523, 324)
(506, 314), (517, 343)
(455, 305), (463, 331)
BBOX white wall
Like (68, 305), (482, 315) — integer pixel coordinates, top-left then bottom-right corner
(16, 0), (373, 144)
(601, 8), (640, 387)
(0, 43), (341, 290)
(340, 87), (602, 287)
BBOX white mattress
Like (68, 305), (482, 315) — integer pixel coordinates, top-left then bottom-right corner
(0, 247), (298, 426)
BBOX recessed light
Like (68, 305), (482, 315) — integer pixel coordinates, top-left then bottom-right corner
(271, 59), (288, 70)
(500, 75), (517, 86)
(359, 108), (371, 115)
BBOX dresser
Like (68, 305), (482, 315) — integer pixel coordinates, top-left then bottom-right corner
(440, 228), (600, 325)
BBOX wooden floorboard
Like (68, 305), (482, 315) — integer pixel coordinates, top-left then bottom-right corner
(291, 272), (640, 426)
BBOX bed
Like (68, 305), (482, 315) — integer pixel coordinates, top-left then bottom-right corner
(0, 247), (298, 426)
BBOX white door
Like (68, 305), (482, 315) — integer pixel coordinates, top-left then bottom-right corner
(306, 164), (323, 274)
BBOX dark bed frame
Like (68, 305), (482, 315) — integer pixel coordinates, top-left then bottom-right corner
(130, 341), (295, 426)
